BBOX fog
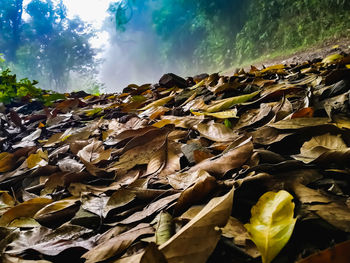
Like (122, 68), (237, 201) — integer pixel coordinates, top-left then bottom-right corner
(1, 0), (349, 93)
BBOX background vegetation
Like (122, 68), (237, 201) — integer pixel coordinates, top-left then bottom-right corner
(112, 0), (350, 74)
(0, 0), (97, 92)
(1, 0), (350, 93)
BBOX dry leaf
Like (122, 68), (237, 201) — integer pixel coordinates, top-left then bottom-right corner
(195, 122), (238, 142)
(82, 223), (154, 263)
(293, 133), (350, 164)
(159, 187), (234, 263)
(0, 198), (52, 227)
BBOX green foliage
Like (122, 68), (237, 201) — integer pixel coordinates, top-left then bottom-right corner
(0, 68), (64, 105)
(110, 0), (350, 72)
(235, 0), (350, 62)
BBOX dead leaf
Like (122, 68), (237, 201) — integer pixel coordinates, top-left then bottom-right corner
(221, 217), (260, 258)
(187, 137), (253, 175)
(4, 225), (93, 256)
(155, 211), (174, 245)
(112, 242), (167, 263)
(195, 122), (238, 142)
(296, 240), (350, 263)
(293, 133), (350, 164)
(292, 183), (350, 232)
(0, 153), (16, 173)
(0, 198), (52, 227)
(77, 140), (112, 164)
(174, 172), (217, 215)
(118, 193), (180, 225)
(82, 223), (154, 263)
(159, 187), (234, 263)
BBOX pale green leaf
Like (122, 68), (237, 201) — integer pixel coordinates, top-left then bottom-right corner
(205, 91), (259, 113)
(140, 95), (175, 110)
(191, 109), (238, 119)
(155, 211), (174, 245)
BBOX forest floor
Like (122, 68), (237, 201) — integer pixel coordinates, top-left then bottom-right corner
(1, 37), (350, 263)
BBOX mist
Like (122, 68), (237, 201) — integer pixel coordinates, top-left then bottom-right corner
(99, 4), (163, 92)
(1, 0), (350, 93)
(99, 0), (198, 93)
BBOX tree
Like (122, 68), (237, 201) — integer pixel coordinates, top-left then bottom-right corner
(0, 0), (24, 62)
(0, 0), (97, 91)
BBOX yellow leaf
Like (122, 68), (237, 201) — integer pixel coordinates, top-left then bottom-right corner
(191, 109), (238, 119)
(8, 217), (41, 227)
(346, 64), (350, 69)
(189, 79), (205, 90)
(0, 191), (15, 214)
(260, 64), (285, 73)
(33, 197), (79, 222)
(85, 108), (103, 117)
(0, 152), (16, 173)
(322, 53), (344, 64)
(332, 44), (340, 49)
(205, 91), (259, 113)
(140, 95), (175, 110)
(244, 190), (296, 263)
(0, 197), (52, 226)
(27, 150), (48, 169)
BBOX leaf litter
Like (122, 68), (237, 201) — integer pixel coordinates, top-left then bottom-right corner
(1, 53), (350, 262)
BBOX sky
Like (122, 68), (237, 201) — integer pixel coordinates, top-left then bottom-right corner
(63, 0), (114, 49)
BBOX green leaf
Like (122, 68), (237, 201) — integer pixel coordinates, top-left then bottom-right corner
(140, 95), (175, 110)
(205, 91), (259, 113)
(224, 119), (232, 128)
(244, 190), (296, 263)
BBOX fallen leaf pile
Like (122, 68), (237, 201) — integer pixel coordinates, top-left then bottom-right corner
(1, 53), (350, 263)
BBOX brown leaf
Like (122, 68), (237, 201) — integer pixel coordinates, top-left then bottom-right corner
(112, 242), (167, 263)
(221, 217), (260, 258)
(103, 189), (136, 217)
(0, 152), (16, 173)
(195, 122), (239, 142)
(268, 117), (331, 130)
(82, 223), (154, 263)
(174, 172), (217, 215)
(118, 193), (180, 225)
(159, 187), (234, 263)
(77, 140), (111, 164)
(292, 183), (350, 232)
(293, 133), (350, 164)
(10, 110), (22, 127)
(33, 197), (80, 227)
(4, 225), (93, 256)
(0, 198), (52, 227)
(108, 128), (171, 173)
(193, 149), (214, 163)
(187, 137), (253, 175)
(296, 240), (350, 263)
